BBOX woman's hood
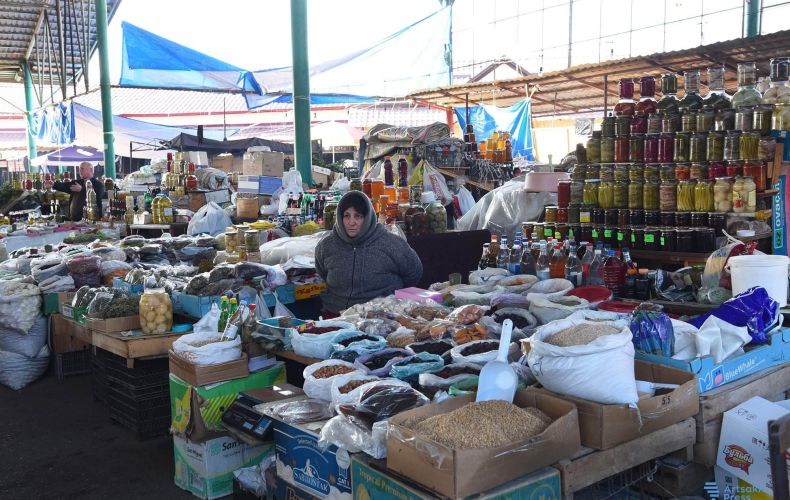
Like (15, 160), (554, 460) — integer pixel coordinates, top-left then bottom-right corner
(333, 190), (379, 245)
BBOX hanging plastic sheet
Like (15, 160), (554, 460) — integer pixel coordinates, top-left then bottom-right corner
(455, 99), (535, 161)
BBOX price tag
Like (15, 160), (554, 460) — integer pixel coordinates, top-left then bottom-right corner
(644, 234), (655, 243)
(592, 230), (599, 238)
(660, 237), (665, 246)
(604, 230), (612, 238)
(617, 232), (624, 241)
(544, 228), (552, 237)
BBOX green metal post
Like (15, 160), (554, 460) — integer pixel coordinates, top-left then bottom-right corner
(21, 60), (36, 167)
(95, 0), (115, 178)
(290, 0), (313, 185)
(746, 0), (761, 37)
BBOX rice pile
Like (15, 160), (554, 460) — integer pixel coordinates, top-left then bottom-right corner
(545, 323), (620, 347)
(405, 400), (551, 449)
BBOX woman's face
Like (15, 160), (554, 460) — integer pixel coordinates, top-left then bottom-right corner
(343, 207), (365, 238)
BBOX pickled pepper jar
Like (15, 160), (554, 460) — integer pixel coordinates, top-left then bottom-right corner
(643, 180), (659, 211)
(694, 179), (714, 212)
(676, 179), (696, 212)
(586, 132), (602, 163)
(628, 181), (644, 209)
(583, 180), (600, 206)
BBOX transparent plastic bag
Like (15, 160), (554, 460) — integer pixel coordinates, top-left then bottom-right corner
(388, 352), (444, 383)
(267, 398), (335, 424)
(528, 293), (590, 325)
(318, 416), (389, 459)
(330, 331), (387, 361)
(353, 348), (410, 377)
(417, 362), (481, 391)
(630, 304), (676, 357)
(450, 339), (501, 365)
(355, 318), (402, 337)
(302, 360), (363, 401)
(702, 233), (759, 289)
(337, 383), (429, 429)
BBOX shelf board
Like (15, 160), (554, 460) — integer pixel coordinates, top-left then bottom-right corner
(629, 249), (710, 264)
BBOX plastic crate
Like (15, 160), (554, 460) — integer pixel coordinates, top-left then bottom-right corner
(91, 351), (108, 405)
(106, 372), (169, 398)
(54, 350), (92, 380)
(108, 393), (170, 422)
(171, 291), (222, 319)
(111, 277), (144, 296)
(109, 411), (171, 440)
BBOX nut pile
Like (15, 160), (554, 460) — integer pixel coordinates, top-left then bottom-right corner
(545, 323), (620, 347)
(311, 365), (356, 379)
(406, 400), (551, 449)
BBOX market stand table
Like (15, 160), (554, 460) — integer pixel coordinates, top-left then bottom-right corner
(408, 229), (491, 289)
(128, 223), (187, 237)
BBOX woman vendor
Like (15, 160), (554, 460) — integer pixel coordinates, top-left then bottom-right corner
(315, 190), (423, 316)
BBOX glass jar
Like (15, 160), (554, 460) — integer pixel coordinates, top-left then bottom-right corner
(715, 108), (736, 131)
(676, 179), (696, 212)
(579, 223), (593, 242)
(694, 180), (714, 212)
(643, 180), (660, 210)
(618, 208), (631, 226)
(660, 163), (676, 180)
(599, 164), (614, 182)
(614, 164), (630, 182)
(689, 133), (707, 162)
(585, 164), (600, 180)
(545, 205), (558, 223)
(709, 212), (727, 236)
(598, 181), (615, 209)
(732, 176), (757, 213)
(674, 133), (690, 162)
(570, 180), (585, 204)
(707, 131), (724, 161)
(409, 185), (423, 205)
(644, 134), (660, 163)
(660, 211), (676, 226)
(426, 199), (448, 233)
(690, 211), (709, 227)
(675, 229), (695, 252)
(615, 116), (632, 136)
(629, 163), (644, 181)
(362, 179), (373, 197)
(350, 178), (363, 191)
(708, 161), (727, 180)
(647, 113), (663, 133)
(600, 137), (615, 163)
(660, 228), (677, 251)
(662, 113), (680, 133)
(629, 135), (644, 162)
(245, 230), (261, 250)
(724, 131), (741, 161)
(695, 228), (717, 253)
(644, 209), (660, 226)
(592, 208), (606, 225)
(583, 180), (600, 206)
(774, 100), (790, 131)
(408, 210), (430, 236)
(617, 227), (632, 248)
(753, 105), (773, 136)
(739, 132), (759, 160)
(681, 112), (697, 132)
(225, 228), (239, 254)
(658, 133), (674, 163)
(759, 136), (776, 162)
(743, 161), (766, 192)
(675, 211), (692, 226)
(605, 208), (619, 226)
(139, 288), (173, 335)
(675, 164), (691, 180)
(557, 180), (571, 208)
(690, 163), (707, 180)
(630, 209), (646, 226)
(323, 201), (338, 229)
(696, 109), (715, 132)
(726, 161), (743, 178)
(571, 164), (586, 180)
(601, 116), (615, 137)
(580, 204), (594, 224)
(630, 115), (647, 134)
(660, 179), (678, 212)
(643, 163), (660, 181)
(643, 227), (660, 251)
(614, 136), (629, 163)
(714, 177), (734, 212)
(734, 108), (754, 132)
(568, 203), (581, 223)
(613, 181), (629, 208)
(586, 133), (602, 163)
(628, 181), (644, 209)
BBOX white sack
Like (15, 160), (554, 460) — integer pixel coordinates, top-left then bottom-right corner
(528, 294), (590, 325)
(302, 360), (362, 401)
(0, 345), (49, 390)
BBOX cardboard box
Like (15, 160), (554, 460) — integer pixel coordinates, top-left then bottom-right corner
(716, 396), (790, 496)
(169, 350), (249, 387)
(311, 165), (332, 187)
(50, 313), (91, 354)
(85, 315), (141, 333)
(43, 292), (75, 315)
(173, 434), (273, 500)
(274, 480), (322, 500)
(387, 389), (581, 499)
(714, 466), (772, 500)
(533, 361), (699, 450)
(188, 189), (232, 212)
(352, 454), (561, 500)
(243, 151), (284, 177)
(60, 303), (87, 324)
(212, 155), (243, 173)
(170, 363), (285, 442)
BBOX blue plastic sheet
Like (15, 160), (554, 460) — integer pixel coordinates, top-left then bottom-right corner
(30, 102), (75, 146)
(389, 352), (444, 383)
(689, 286), (778, 344)
(455, 100), (535, 161)
(630, 306), (675, 357)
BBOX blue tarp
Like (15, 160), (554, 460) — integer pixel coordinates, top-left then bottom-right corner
(31, 145), (103, 167)
(30, 102), (75, 146)
(454, 100), (535, 161)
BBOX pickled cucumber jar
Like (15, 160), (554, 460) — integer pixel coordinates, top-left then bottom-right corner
(724, 131), (741, 161)
(643, 163), (660, 181)
(714, 177), (734, 212)
(681, 112), (697, 133)
(599, 164), (614, 182)
(600, 137), (615, 163)
(707, 131), (724, 161)
(732, 176), (756, 213)
(613, 181), (629, 208)
(598, 181), (614, 209)
(350, 178), (363, 191)
(601, 116), (615, 137)
(643, 180), (660, 210)
(570, 180), (585, 204)
(570, 164), (587, 180)
(674, 133), (690, 162)
(583, 180), (600, 206)
(586, 132), (602, 163)
(676, 179), (696, 212)
(647, 113), (663, 134)
(660, 163), (676, 181)
(694, 179), (714, 212)
(696, 109), (715, 132)
(690, 163), (708, 181)
(629, 135), (644, 162)
(689, 133), (707, 162)
(739, 132), (759, 160)
(614, 164), (630, 182)
(628, 181), (644, 209)
(139, 288), (173, 335)
(660, 179), (678, 212)
(586, 164), (601, 180)
(323, 201), (339, 230)
(628, 163), (644, 182)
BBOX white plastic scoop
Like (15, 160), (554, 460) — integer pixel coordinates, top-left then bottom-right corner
(476, 319), (518, 403)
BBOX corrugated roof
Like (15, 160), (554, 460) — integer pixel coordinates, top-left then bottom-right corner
(409, 30), (790, 117)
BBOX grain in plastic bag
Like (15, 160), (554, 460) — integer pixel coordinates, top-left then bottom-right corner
(388, 352), (444, 383)
(302, 360), (363, 401)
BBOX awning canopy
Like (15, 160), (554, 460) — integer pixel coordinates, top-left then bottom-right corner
(310, 122), (364, 149)
(165, 133), (319, 156)
(30, 145), (103, 167)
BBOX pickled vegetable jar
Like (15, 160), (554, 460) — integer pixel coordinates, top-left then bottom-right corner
(674, 133), (690, 162)
(599, 165), (614, 182)
(643, 180), (660, 210)
(350, 178), (363, 191)
(759, 136), (776, 162)
(676, 180), (696, 212)
(644, 134), (659, 163)
(426, 200), (447, 233)
(557, 180), (571, 208)
(586, 164), (601, 180)
(570, 180), (585, 204)
(545, 206), (558, 223)
(586, 133), (602, 163)
(647, 113), (662, 133)
(689, 133), (707, 162)
(726, 161), (743, 178)
(732, 176), (756, 213)
(614, 164), (630, 182)
(662, 113), (680, 133)
(600, 137), (615, 163)
(629, 164), (644, 181)
(675, 164), (691, 180)
(629, 135), (644, 162)
(615, 116), (632, 136)
(660, 164), (676, 180)
(613, 181), (629, 208)
(643, 164), (660, 181)
(660, 179), (678, 212)
(407, 210), (430, 236)
(601, 116), (615, 137)
(571, 164), (587, 180)
(139, 288), (173, 335)
(681, 112), (697, 133)
(724, 131), (741, 161)
(598, 181), (614, 209)
(707, 132), (724, 161)
(715, 109), (735, 131)
(743, 161), (766, 191)
(694, 179), (714, 212)
(225, 229), (239, 253)
(714, 177), (734, 212)
(628, 182), (644, 209)
(739, 132), (759, 160)
(734, 108), (754, 132)
(690, 163), (708, 181)
(583, 180), (600, 205)
(658, 134), (674, 163)
(696, 109), (715, 132)
(708, 161), (727, 179)
(753, 105), (773, 135)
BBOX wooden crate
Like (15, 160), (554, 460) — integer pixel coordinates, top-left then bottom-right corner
(555, 418), (696, 498)
(91, 329), (185, 368)
(50, 314), (90, 354)
(693, 363), (790, 467)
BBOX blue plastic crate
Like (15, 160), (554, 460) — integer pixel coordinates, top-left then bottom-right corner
(261, 283), (296, 307)
(171, 291), (222, 319)
(112, 277), (144, 296)
(635, 328), (790, 393)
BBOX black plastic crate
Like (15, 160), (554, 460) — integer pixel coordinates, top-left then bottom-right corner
(91, 351), (108, 405)
(54, 350), (92, 380)
(108, 383), (170, 408)
(104, 363), (169, 389)
(108, 393), (170, 422)
(101, 352), (168, 373)
(106, 375), (169, 400)
(109, 411), (170, 440)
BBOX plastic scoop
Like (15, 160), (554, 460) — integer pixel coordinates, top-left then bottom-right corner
(476, 319), (518, 403)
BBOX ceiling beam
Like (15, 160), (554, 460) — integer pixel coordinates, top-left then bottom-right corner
(24, 1), (49, 59)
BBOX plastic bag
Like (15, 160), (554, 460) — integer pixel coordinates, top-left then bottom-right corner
(423, 161), (453, 205)
(329, 374), (384, 409)
(0, 344), (49, 390)
(291, 321), (355, 359)
(273, 295), (295, 319)
(528, 293), (589, 325)
(194, 167), (230, 191)
(688, 286), (779, 344)
(278, 168), (305, 214)
(526, 278), (574, 298)
(457, 185), (475, 215)
(446, 304), (487, 324)
(337, 383), (429, 429)
(67, 254), (102, 288)
(449, 339), (501, 365)
(353, 348), (411, 377)
(318, 416), (389, 459)
(654, 268), (697, 302)
(630, 304), (675, 357)
(389, 352), (444, 382)
(385, 327), (416, 349)
(267, 398), (334, 424)
(330, 331), (387, 356)
(495, 274), (539, 294)
(233, 455), (275, 498)
(330, 176), (351, 192)
(511, 354), (537, 387)
(172, 331), (241, 366)
(0, 281), (42, 334)
(702, 233), (759, 289)
(0, 315), (47, 358)
(100, 260), (132, 277)
(258, 233), (325, 267)
(468, 268), (510, 285)
(187, 201), (232, 237)
(417, 362), (481, 391)
(355, 318), (402, 337)
(302, 360), (363, 401)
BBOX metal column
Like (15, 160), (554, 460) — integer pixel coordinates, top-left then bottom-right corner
(290, 0), (313, 185)
(745, 0), (761, 37)
(21, 60), (37, 166)
(95, 0), (115, 178)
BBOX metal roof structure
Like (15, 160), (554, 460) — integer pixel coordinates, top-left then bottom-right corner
(0, 0), (121, 106)
(409, 30), (790, 117)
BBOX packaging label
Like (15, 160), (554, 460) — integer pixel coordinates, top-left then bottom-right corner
(723, 444), (753, 474)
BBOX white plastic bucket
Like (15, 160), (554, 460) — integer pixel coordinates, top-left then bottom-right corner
(728, 255), (790, 306)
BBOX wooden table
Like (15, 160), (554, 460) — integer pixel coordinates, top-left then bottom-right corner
(128, 223), (187, 237)
(266, 349), (322, 386)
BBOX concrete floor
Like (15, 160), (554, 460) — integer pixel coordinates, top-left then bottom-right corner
(0, 368), (193, 500)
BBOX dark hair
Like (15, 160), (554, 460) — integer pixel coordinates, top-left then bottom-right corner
(340, 192), (369, 218)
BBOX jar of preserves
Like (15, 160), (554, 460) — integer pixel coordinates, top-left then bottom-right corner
(583, 180), (600, 205)
(660, 179), (678, 212)
(592, 207), (606, 225)
(408, 209), (430, 236)
(660, 163), (676, 180)
(570, 164), (586, 180)
(660, 228), (677, 251)
(708, 161), (727, 180)
(629, 163), (644, 181)
(732, 176), (756, 213)
(644, 134), (660, 163)
(323, 201), (338, 229)
(690, 163), (708, 180)
(643, 227), (660, 251)
(613, 181), (629, 208)
(714, 177), (734, 212)
(615, 116), (632, 136)
(743, 161), (766, 191)
(632, 228), (645, 250)
(586, 133), (602, 163)
(694, 179), (714, 212)
(598, 181), (615, 209)
(350, 178), (363, 191)
(675, 211), (692, 226)
(647, 113), (663, 133)
(689, 133), (707, 162)
(570, 180), (585, 204)
(568, 203), (581, 223)
(724, 131), (741, 160)
(629, 135), (644, 162)
(759, 136), (776, 162)
(707, 131), (724, 161)
(630, 209), (645, 226)
(545, 205), (558, 223)
(614, 164), (630, 181)
(696, 109), (715, 132)
(739, 132), (759, 160)
(600, 137), (615, 163)
(426, 198), (448, 233)
(726, 161), (743, 178)
(734, 108), (754, 132)
(658, 133), (674, 163)
(599, 164), (614, 182)
(139, 288), (173, 335)
(695, 228), (717, 252)
(586, 164), (601, 180)
(409, 185), (422, 205)
(363, 179), (373, 197)
(643, 164), (660, 181)
(628, 181), (643, 209)
(715, 108), (735, 131)
(245, 230), (261, 251)
(681, 112), (697, 132)
(674, 133), (690, 162)
(660, 211), (676, 226)
(675, 164), (691, 180)
(662, 113), (680, 133)
(601, 116), (616, 137)
(643, 180), (660, 210)
(614, 136), (629, 163)
(709, 212), (727, 236)
(558, 180), (571, 208)
(644, 209), (660, 226)
(225, 228), (239, 254)
(556, 207), (568, 223)
(677, 179), (696, 212)
(690, 211), (709, 227)
(630, 115), (647, 134)
(753, 105), (773, 135)
(618, 208), (631, 226)
(676, 229), (695, 252)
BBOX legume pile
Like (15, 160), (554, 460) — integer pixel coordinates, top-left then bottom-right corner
(545, 323), (620, 347)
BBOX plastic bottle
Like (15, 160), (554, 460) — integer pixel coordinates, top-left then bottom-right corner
(602, 250), (626, 297)
(581, 242), (595, 284)
(565, 241), (583, 286)
(530, 235), (541, 261)
(549, 243), (567, 279)
(536, 242), (551, 281)
(520, 239), (537, 276)
(588, 248), (604, 286)
(508, 239), (522, 275)
(217, 296), (230, 333)
(478, 244), (490, 270)
(229, 297), (238, 316)
(497, 236), (510, 269)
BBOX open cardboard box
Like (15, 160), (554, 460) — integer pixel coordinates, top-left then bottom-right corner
(531, 360), (699, 450)
(169, 350), (249, 387)
(85, 315), (141, 333)
(387, 388), (580, 499)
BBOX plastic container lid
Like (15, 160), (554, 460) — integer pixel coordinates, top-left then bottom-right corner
(736, 229), (755, 237)
(566, 286), (613, 305)
(597, 300), (638, 314)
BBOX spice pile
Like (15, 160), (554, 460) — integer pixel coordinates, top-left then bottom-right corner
(545, 323), (620, 347)
(405, 400), (551, 449)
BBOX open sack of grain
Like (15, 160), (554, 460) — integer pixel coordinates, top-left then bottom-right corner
(526, 317), (638, 404)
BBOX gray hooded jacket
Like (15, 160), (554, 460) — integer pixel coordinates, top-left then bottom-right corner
(314, 191), (423, 313)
